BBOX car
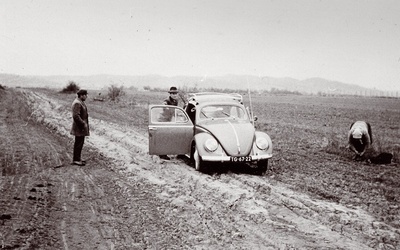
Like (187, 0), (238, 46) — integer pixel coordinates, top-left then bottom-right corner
(148, 92), (273, 174)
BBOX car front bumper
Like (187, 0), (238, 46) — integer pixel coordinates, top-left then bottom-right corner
(202, 153), (272, 162)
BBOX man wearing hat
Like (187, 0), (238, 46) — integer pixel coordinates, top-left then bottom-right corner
(348, 120), (372, 159)
(163, 86), (179, 106)
(70, 89), (90, 166)
(159, 87), (179, 160)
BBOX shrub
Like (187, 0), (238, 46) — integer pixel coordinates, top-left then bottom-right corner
(60, 81), (80, 94)
(107, 84), (125, 102)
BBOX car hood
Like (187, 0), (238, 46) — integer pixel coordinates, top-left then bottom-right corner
(199, 120), (255, 156)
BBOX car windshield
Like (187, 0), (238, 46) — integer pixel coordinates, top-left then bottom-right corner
(199, 105), (247, 120)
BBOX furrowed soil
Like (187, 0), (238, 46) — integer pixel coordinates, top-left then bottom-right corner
(1, 87), (399, 249)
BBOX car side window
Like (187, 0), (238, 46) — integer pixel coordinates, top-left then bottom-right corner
(175, 109), (188, 123)
(151, 106), (188, 123)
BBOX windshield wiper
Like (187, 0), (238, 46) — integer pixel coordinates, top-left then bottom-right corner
(201, 111), (209, 118)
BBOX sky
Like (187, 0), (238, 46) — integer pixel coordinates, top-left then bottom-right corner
(1, 0), (400, 91)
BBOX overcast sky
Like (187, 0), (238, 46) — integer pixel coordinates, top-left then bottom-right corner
(1, 0), (400, 90)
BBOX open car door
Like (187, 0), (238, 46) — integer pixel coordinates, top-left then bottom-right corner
(148, 105), (194, 155)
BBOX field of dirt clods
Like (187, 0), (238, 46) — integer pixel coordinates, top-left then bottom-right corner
(1, 87), (400, 249)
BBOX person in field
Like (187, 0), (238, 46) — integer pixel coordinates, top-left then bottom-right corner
(158, 86), (180, 123)
(163, 86), (180, 106)
(70, 89), (90, 166)
(159, 87), (179, 160)
(348, 121), (372, 159)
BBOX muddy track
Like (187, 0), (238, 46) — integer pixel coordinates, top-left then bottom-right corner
(1, 88), (398, 249)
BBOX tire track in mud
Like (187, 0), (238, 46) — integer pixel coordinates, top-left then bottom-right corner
(54, 165), (119, 249)
(0, 96), (64, 249)
(22, 89), (397, 249)
(53, 160), (197, 249)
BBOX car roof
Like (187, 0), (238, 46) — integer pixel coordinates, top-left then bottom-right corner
(188, 92), (243, 105)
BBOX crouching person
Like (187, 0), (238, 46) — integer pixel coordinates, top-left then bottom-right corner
(348, 121), (372, 160)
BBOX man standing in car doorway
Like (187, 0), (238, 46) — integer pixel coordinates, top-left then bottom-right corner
(70, 89), (90, 166)
(159, 86), (179, 160)
(163, 86), (179, 106)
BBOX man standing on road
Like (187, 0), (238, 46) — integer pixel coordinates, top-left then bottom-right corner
(70, 89), (90, 166)
(159, 86), (179, 160)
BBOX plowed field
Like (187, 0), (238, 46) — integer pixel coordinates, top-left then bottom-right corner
(1, 87), (399, 249)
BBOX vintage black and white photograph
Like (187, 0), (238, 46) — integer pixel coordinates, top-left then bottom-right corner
(1, 0), (399, 249)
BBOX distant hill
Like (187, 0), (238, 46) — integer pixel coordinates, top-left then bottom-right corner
(0, 73), (396, 96)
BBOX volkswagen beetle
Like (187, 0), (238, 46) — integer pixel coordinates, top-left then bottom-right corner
(148, 92), (273, 174)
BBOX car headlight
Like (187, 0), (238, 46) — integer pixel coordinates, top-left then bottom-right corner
(204, 138), (218, 152)
(256, 137), (269, 150)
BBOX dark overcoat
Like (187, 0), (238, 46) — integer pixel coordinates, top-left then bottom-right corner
(163, 96), (178, 106)
(70, 98), (90, 136)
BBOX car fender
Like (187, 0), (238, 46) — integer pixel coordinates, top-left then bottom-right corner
(193, 132), (223, 157)
(253, 131), (273, 155)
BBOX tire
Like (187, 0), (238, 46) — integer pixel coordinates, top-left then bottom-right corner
(256, 159), (268, 175)
(194, 147), (206, 172)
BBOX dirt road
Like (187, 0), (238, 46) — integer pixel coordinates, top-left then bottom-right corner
(1, 88), (398, 249)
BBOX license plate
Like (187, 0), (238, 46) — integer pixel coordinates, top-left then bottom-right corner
(230, 156), (252, 162)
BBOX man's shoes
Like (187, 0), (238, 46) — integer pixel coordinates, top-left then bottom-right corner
(72, 161), (85, 166)
(159, 155), (170, 160)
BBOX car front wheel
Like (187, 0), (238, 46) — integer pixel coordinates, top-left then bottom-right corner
(194, 147), (206, 172)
